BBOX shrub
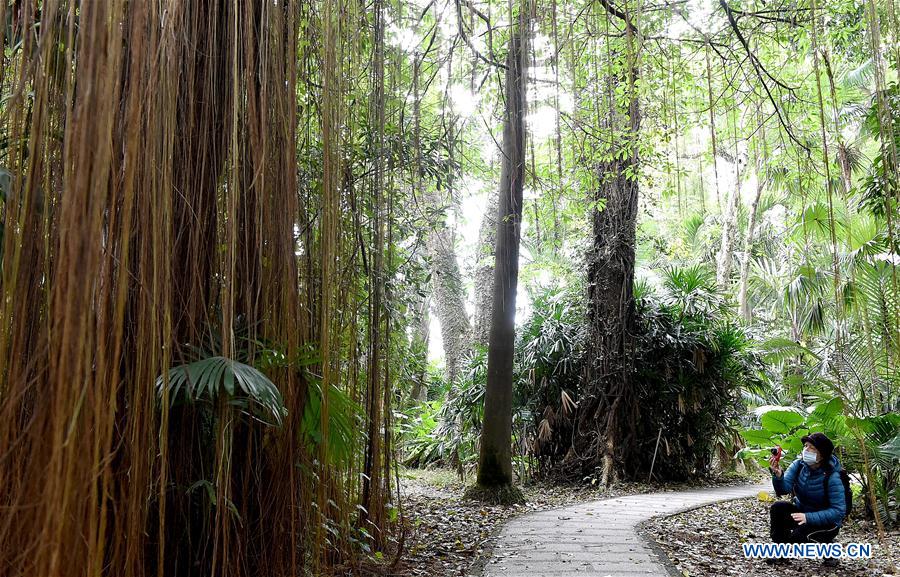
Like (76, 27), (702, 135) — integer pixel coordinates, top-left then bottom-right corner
(619, 281), (761, 480)
(515, 287), (587, 466)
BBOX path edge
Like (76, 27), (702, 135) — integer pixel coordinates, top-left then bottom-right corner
(636, 489), (769, 577)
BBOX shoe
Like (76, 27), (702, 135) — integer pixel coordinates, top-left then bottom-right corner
(823, 557), (839, 567)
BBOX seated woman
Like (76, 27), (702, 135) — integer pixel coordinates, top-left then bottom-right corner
(767, 432), (846, 566)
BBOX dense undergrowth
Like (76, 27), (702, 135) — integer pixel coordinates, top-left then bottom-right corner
(399, 267), (763, 482)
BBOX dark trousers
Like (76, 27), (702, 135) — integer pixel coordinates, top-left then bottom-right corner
(770, 501), (840, 544)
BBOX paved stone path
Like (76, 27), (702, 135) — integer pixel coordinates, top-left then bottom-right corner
(483, 482), (769, 577)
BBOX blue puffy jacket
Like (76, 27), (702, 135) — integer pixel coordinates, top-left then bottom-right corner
(772, 454), (847, 527)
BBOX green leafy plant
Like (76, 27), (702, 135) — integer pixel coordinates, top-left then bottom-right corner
(397, 350), (487, 473)
(157, 356), (287, 426)
(737, 401), (838, 464)
(622, 284), (761, 480)
(397, 400), (444, 467)
(300, 377), (361, 465)
(660, 264), (725, 320)
(515, 286), (586, 466)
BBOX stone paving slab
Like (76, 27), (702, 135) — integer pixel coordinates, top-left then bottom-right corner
(483, 483), (768, 577)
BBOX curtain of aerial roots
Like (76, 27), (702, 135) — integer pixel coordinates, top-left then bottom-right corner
(362, 0), (390, 545)
(305, 0), (395, 565)
(0, 2), (311, 576)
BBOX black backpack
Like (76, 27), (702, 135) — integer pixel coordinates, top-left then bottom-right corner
(823, 468), (853, 520)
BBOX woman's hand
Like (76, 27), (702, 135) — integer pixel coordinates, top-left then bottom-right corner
(791, 512), (807, 525)
(768, 455), (783, 478)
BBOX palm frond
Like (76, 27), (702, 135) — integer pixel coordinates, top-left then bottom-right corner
(157, 356), (287, 426)
(842, 58), (875, 91)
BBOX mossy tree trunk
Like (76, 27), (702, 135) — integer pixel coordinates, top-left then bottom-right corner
(568, 0), (641, 485)
(473, 191), (499, 348)
(425, 204), (471, 384)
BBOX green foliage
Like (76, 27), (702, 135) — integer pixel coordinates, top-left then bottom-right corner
(157, 356), (287, 427)
(434, 350), (489, 470)
(622, 272), (762, 480)
(660, 264), (725, 319)
(398, 350), (487, 472)
(760, 409), (806, 434)
(516, 286), (586, 463)
(737, 403), (829, 464)
(396, 401), (442, 467)
(300, 379), (361, 466)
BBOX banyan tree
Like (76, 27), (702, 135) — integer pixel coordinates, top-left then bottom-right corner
(0, 1), (399, 575)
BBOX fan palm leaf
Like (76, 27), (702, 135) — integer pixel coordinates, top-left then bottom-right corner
(157, 356), (287, 426)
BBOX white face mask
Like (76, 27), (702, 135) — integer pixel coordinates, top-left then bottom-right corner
(802, 448), (818, 465)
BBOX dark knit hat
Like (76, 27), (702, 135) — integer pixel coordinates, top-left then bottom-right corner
(801, 432), (834, 461)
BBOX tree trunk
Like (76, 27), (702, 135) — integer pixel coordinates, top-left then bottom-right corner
(738, 176), (764, 322)
(425, 199), (471, 384)
(738, 121), (767, 322)
(476, 21), (527, 490)
(409, 293), (431, 402)
(716, 147), (741, 289)
(579, 96), (641, 484)
(823, 51), (854, 194)
(473, 191), (499, 347)
(569, 3), (641, 484)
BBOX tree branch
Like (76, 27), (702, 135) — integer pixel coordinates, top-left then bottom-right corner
(596, 0), (636, 34)
(719, 0), (809, 152)
(454, 0), (508, 70)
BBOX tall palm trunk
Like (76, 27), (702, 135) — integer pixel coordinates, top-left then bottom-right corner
(476, 19), (527, 491)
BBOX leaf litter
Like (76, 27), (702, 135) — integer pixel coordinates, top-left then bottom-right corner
(643, 496), (899, 577)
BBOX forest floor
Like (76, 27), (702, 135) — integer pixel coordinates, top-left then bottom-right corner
(643, 496), (899, 576)
(389, 467), (763, 577)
